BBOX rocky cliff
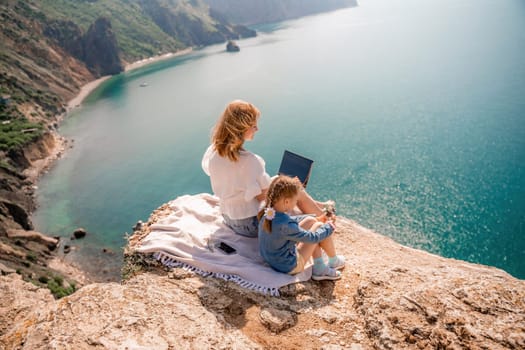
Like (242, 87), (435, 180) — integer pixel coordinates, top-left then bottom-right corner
(1, 206), (523, 349)
(137, 0), (256, 47)
(0, 133), (56, 234)
(0, 131), (85, 299)
(44, 17), (124, 77)
(82, 18), (123, 76)
(204, 0), (359, 25)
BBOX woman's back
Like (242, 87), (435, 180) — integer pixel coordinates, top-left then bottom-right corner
(202, 145), (271, 220)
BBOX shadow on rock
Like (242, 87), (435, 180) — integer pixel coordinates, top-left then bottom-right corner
(194, 270), (339, 334)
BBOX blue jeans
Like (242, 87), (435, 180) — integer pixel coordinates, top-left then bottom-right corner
(222, 214), (259, 238)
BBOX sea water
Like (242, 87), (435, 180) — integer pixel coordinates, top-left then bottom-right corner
(33, 0), (525, 280)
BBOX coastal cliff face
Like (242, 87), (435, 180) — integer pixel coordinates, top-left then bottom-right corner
(137, 0), (256, 46)
(44, 17), (124, 77)
(0, 132), (83, 299)
(0, 132), (56, 233)
(82, 18), (123, 76)
(204, 0), (359, 25)
(1, 208), (524, 349)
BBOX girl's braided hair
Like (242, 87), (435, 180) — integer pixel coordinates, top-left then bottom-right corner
(257, 175), (303, 233)
(211, 100), (260, 162)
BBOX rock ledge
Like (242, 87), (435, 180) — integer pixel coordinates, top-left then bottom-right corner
(1, 211), (524, 349)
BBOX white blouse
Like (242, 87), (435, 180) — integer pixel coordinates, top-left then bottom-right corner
(202, 145), (272, 219)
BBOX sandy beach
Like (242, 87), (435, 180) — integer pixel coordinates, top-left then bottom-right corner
(124, 48), (192, 72)
(66, 75), (112, 111)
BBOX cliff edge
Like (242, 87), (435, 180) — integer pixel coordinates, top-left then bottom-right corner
(1, 203), (524, 349)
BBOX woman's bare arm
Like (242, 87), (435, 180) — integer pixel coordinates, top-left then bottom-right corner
(255, 189), (268, 202)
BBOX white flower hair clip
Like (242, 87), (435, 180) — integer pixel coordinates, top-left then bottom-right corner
(264, 207), (276, 221)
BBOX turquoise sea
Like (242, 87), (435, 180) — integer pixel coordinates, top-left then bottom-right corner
(33, 0), (525, 281)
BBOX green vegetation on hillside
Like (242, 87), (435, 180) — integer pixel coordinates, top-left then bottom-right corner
(0, 68), (62, 115)
(36, 274), (77, 299)
(0, 117), (44, 152)
(0, 69), (52, 153)
(19, 0), (257, 62)
(38, 0), (184, 61)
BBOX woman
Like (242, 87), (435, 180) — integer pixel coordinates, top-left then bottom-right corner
(202, 100), (332, 237)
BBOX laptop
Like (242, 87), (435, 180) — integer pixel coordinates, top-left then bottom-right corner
(278, 150), (314, 188)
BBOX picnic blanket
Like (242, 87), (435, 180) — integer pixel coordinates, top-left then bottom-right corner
(134, 193), (312, 296)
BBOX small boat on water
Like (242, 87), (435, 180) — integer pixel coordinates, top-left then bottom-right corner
(140, 82), (148, 87)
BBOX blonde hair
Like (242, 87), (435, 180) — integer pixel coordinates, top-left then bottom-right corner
(211, 100), (260, 162)
(258, 175), (303, 233)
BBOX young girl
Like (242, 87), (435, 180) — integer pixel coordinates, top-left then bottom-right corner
(202, 100), (334, 237)
(257, 175), (345, 280)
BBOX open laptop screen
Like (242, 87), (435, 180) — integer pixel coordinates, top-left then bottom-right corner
(278, 150), (314, 188)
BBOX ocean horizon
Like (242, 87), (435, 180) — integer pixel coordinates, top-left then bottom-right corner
(33, 0), (525, 281)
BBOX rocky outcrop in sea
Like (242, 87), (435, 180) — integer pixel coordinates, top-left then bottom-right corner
(226, 40), (240, 52)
